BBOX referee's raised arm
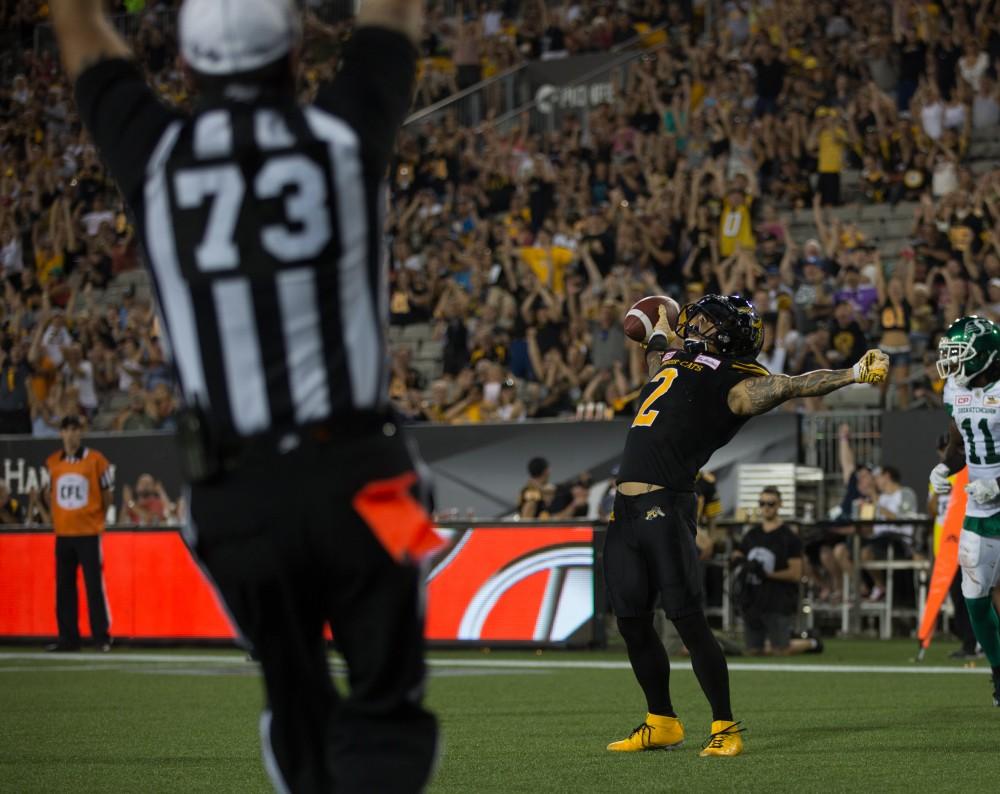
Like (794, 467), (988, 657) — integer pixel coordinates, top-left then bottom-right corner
(50, 2), (178, 207)
(315, 0), (424, 176)
(50, 1), (133, 81)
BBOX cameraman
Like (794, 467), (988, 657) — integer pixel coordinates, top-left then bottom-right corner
(733, 487), (822, 655)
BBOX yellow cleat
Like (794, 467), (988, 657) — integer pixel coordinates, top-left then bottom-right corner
(607, 713), (684, 752)
(698, 720), (745, 757)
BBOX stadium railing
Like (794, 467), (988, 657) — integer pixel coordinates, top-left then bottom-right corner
(488, 36), (671, 136)
(801, 410), (883, 510)
(801, 410), (883, 474)
(404, 61), (532, 130)
(842, 532), (932, 640)
(403, 23), (668, 131)
(697, 518), (933, 641)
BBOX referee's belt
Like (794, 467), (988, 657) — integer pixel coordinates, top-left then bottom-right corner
(217, 412), (398, 468)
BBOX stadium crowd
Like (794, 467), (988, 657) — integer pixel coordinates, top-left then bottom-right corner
(3, 0), (1000, 433)
(386, 0), (1000, 423)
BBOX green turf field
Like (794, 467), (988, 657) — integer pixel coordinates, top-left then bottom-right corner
(0, 639), (996, 792)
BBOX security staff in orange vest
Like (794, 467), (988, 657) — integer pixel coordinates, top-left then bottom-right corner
(45, 415), (115, 652)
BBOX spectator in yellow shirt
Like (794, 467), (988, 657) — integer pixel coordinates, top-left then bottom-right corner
(809, 107), (849, 206)
(520, 230), (574, 294)
(719, 186), (755, 257)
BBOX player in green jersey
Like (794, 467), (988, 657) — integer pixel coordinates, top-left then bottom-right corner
(932, 316), (1000, 706)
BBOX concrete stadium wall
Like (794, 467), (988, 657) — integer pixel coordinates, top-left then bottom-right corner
(0, 414), (801, 520)
(408, 414), (799, 518)
(881, 410), (949, 512)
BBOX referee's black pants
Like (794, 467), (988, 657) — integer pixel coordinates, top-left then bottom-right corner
(189, 427), (437, 794)
(55, 534), (111, 647)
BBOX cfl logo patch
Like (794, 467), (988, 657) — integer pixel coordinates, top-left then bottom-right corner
(55, 474), (89, 510)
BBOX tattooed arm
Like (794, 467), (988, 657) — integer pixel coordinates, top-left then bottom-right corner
(51, 1), (132, 81)
(727, 349), (889, 417)
(728, 369), (855, 416)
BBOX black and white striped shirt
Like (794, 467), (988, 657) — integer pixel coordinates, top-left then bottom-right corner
(74, 28), (416, 440)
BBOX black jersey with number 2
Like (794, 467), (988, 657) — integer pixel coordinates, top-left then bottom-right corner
(617, 349), (768, 491)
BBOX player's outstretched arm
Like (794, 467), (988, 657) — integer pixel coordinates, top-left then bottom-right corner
(356, 0), (424, 46)
(727, 349), (889, 417)
(50, 1), (132, 82)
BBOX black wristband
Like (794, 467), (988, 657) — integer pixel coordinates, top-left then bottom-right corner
(645, 331), (670, 353)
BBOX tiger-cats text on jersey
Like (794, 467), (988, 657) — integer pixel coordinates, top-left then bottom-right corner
(617, 349), (768, 491)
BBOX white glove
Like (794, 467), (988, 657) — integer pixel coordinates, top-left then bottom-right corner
(929, 463), (952, 495)
(964, 477), (1000, 506)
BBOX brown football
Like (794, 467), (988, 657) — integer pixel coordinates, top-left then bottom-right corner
(623, 295), (681, 343)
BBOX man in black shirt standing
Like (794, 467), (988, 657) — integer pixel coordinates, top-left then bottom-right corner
(51, 1), (438, 791)
(753, 42), (786, 118)
(605, 296), (887, 757)
(733, 487), (821, 656)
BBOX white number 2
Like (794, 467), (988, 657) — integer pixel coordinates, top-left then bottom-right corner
(174, 155), (332, 272)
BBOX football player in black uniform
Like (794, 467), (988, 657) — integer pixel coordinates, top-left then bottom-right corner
(606, 295), (888, 757)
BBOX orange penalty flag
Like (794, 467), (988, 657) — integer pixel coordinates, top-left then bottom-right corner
(918, 468), (968, 650)
(352, 472), (443, 564)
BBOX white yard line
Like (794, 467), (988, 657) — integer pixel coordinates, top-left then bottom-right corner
(0, 652), (991, 675)
(428, 659), (993, 675)
(0, 652), (247, 664)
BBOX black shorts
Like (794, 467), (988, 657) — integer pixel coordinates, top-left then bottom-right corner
(603, 489), (701, 620)
(804, 532), (843, 566)
(817, 172), (841, 206)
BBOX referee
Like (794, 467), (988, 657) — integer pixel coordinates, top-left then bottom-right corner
(51, 2), (438, 792)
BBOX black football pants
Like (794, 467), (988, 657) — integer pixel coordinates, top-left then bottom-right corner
(190, 430), (437, 793)
(55, 535), (110, 647)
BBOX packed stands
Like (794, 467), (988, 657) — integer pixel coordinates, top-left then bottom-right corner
(2, 0), (1000, 432)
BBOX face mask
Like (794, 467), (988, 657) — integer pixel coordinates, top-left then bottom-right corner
(684, 338), (708, 355)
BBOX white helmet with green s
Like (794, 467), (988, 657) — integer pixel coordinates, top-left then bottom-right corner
(937, 316), (1000, 387)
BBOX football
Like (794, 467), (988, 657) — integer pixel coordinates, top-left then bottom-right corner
(623, 295), (681, 343)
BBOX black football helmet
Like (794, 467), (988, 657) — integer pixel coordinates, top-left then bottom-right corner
(676, 294), (764, 359)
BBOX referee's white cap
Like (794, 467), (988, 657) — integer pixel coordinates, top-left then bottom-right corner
(179, 0), (302, 76)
